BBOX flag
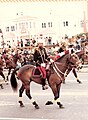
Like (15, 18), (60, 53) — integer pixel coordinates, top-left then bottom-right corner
(83, 11), (87, 33)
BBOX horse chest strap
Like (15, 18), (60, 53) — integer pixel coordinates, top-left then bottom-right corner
(53, 66), (62, 81)
(54, 63), (64, 75)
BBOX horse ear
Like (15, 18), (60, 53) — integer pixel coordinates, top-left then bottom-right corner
(69, 48), (75, 54)
(71, 49), (74, 54)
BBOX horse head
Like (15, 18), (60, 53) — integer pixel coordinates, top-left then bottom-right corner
(54, 50), (82, 70)
(68, 52), (82, 69)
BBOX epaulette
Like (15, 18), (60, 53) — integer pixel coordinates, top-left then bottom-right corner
(34, 47), (38, 52)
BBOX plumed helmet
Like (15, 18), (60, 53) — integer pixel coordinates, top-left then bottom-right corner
(38, 39), (43, 44)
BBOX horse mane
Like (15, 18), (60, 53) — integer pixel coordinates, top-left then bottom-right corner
(76, 50), (84, 57)
(55, 50), (69, 62)
(55, 54), (66, 62)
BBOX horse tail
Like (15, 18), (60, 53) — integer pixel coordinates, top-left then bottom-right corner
(10, 68), (19, 92)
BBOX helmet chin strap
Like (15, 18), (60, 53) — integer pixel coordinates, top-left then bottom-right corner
(69, 48), (75, 54)
(39, 46), (43, 50)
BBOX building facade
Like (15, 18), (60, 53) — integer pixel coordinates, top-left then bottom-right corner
(0, 0), (88, 48)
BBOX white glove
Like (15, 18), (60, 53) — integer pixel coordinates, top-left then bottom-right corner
(41, 63), (46, 67)
(50, 59), (54, 63)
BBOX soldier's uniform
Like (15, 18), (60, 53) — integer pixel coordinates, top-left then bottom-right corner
(34, 47), (48, 64)
(58, 43), (67, 53)
(33, 42), (48, 90)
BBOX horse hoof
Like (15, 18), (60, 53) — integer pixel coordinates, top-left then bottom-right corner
(5, 80), (7, 82)
(32, 101), (39, 109)
(19, 101), (24, 107)
(5, 80), (9, 85)
(77, 80), (82, 84)
(20, 104), (25, 107)
(57, 102), (64, 109)
(63, 81), (65, 84)
(6, 82), (9, 85)
(35, 105), (39, 109)
(42, 85), (48, 90)
(0, 85), (4, 89)
(45, 101), (53, 105)
(59, 104), (64, 109)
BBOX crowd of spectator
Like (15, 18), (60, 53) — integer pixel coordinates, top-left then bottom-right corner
(0, 34), (88, 89)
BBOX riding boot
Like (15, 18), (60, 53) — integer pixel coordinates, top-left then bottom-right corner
(41, 78), (48, 90)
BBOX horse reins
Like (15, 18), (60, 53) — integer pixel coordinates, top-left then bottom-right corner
(53, 62), (64, 75)
(53, 62), (64, 81)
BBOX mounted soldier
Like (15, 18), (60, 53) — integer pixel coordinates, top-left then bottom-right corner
(58, 41), (67, 53)
(33, 40), (49, 90)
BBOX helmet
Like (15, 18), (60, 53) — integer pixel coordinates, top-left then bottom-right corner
(38, 39), (43, 44)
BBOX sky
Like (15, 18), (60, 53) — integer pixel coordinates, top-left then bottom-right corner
(0, 1), (86, 22)
(0, 1), (87, 41)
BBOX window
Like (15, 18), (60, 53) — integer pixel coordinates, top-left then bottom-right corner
(63, 22), (65, 27)
(42, 23), (46, 28)
(80, 20), (84, 27)
(63, 21), (68, 27)
(16, 24), (17, 30)
(44, 23), (46, 28)
(6, 27), (9, 32)
(19, 23), (25, 29)
(51, 22), (52, 27)
(29, 22), (32, 28)
(48, 22), (52, 27)
(11, 26), (15, 31)
(26, 22), (28, 28)
(42, 23), (43, 28)
(66, 21), (68, 26)
(33, 22), (35, 28)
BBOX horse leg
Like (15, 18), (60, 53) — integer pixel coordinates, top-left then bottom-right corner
(6, 68), (11, 82)
(0, 71), (5, 89)
(0, 71), (5, 80)
(19, 84), (25, 107)
(63, 68), (72, 84)
(46, 83), (64, 108)
(72, 68), (82, 83)
(56, 84), (64, 108)
(25, 83), (39, 109)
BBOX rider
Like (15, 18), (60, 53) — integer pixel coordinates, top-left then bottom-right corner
(58, 41), (67, 53)
(33, 39), (48, 90)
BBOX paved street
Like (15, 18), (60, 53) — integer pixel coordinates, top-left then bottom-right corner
(0, 69), (88, 120)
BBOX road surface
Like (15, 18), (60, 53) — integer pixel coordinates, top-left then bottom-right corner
(0, 69), (88, 120)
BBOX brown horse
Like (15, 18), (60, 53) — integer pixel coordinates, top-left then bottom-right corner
(63, 63), (82, 84)
(10, 52), (81, 109)
(50, 50), (82, 84)
(3, 53), (21, 81)
(62, 50), (86, 84)
(60, 50), (84, 84)
(76, 50), (85, 64)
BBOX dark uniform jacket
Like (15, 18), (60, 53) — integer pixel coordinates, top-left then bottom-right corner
(34, 47), (48, 64)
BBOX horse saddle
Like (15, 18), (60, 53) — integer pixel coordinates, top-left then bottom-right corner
(31, 67), (43, 78)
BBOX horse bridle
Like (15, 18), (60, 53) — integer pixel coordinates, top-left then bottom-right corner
(68, 53), (81, 68)
(52, 54), (79, 77)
